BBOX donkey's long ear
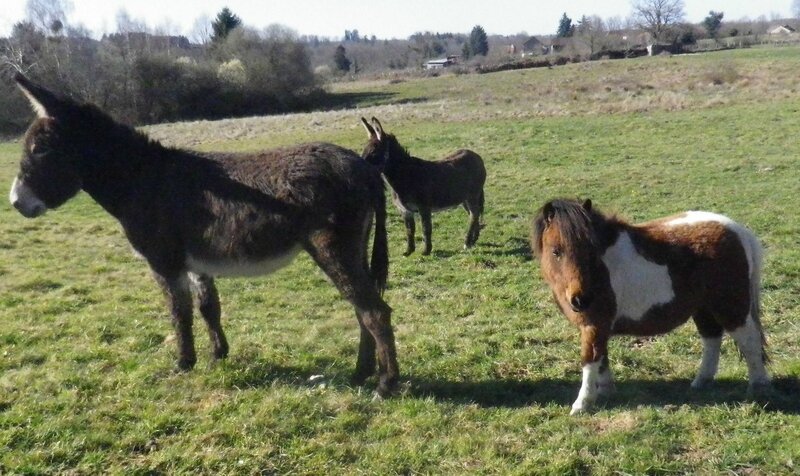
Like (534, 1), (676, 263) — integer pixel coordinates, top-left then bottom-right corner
(14, 73), (64, 119)
(582, 199), (593, 212)
(370, 117), (384, 140)
(361, 117), (376, 138)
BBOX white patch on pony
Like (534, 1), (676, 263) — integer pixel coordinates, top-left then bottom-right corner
(186, 246), (301, 278)
(9, 177), (47, 218)
(601, 231), (674, 321)
(691, 336), (722, 388)
(728, 315), (770, 387)
(571, 360), (601, 415)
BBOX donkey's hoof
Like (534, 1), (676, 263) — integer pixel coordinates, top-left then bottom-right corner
(403, 250), (414, 257)
(175, 358), (196, 372)
(421, 249), (432, 256)
(690, 377), (713, 390)
(747, 381), (773, 398)
(351, 370), (376, 386)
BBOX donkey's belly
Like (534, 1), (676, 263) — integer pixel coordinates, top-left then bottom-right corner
(186, 246), (302, 277)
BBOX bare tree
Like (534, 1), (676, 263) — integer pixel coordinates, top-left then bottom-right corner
(631, 0), (685, 43)
(190, 14), (213, 45)
(25, 0), (73, 35)
(576, 15), (607, 56)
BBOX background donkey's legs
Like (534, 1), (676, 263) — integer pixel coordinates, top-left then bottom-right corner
(403, 212), (416, 256)
(419, 207), (433, 255)
(463, 192), (483, 248)
(189, 273), (229, 361)
(153, 272), (197, 370)
(305, 229), (399, 396)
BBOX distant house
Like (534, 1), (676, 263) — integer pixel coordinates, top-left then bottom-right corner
(548, 37), (573, 54)
(770, 25), (797, 35)
(424, 55), (459, 69)
(521, 36), (546, 56)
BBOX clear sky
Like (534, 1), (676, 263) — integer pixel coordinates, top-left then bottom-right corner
(0, 0), (795, 40)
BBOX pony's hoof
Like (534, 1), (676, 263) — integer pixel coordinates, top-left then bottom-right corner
(570, 406), (588, 416)
(597, 382), (616, 396)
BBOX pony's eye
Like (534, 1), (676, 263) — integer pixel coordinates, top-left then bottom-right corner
(552, 247), (562, 258)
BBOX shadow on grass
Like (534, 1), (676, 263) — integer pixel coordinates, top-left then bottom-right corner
(479, 237), (533, 261)
(407, 375), (800, 413)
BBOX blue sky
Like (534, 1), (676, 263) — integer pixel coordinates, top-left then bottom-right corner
(0, 0), (795, 39)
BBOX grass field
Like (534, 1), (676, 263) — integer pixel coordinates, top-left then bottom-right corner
(2, 47), (800, 474)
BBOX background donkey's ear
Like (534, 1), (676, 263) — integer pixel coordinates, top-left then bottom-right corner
(370, 117), (384, 140)
(361, 117), (376, 138)
(582, 199), (593, 212)
(14, 73), (64, 119)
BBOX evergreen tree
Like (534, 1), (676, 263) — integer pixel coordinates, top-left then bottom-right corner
(211, 7), (241, 43)
(703, 11), (724, 40)
(468, 25), (488, 56)
(557, 13), (573, 37)
(333, 44), (351, 72)
(461, 42), (471, 60)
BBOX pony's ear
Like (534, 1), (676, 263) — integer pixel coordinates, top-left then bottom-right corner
(542, 202), (555, 224)
(14, 73), (64, 119)
(582, 199), (592, 212)
(361, 117), (376, 138)
(370, 117), (384, 140)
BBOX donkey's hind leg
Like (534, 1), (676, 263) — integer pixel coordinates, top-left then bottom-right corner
(419, 207), (433, 255)
(305, 231), (399, 397)
(463, 192), (483, 248)
(691, 310), (723, 389)
(189, 273), (229, 361)
(403, 212), (416, 257)
(153, 272), (197, 371)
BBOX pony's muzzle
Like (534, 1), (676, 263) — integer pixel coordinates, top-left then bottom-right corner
(569, 293), (593, 312)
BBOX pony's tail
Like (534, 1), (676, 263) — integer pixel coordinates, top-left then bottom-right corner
(747, 230), (768, 364)
(370, 181), (389, 295)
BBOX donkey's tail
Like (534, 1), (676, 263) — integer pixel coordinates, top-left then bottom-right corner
(370, 181), (389, 295)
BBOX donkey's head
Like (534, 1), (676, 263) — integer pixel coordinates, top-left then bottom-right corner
(8, 74), (108, 217)
(360, 117), (404, 171)
(532, 199), (606, 315)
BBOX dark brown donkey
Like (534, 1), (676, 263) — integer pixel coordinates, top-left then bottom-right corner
(8, 74), (399, 396)
(360, 117), (486, 256)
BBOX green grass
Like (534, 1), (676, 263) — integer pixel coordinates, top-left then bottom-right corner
(2, 47), (800, 474)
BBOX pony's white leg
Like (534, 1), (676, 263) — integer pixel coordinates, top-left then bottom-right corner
(691, 336), (722, 389)
(596, 356), (615, 396)
(571, 361), (601, 415)
(728, 315), (770, 389)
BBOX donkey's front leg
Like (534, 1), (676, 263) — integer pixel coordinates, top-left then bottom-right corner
(402, 212), (416, 257)
(189, 273), (229, 361)
(571, 325), (610, 415)
(419, 207), (433, 255)
(154, 273), (197, 371)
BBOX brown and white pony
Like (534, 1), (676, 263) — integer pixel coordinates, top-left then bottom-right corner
(360, 117), (486, 256)
(8, 74), (399, 396)
(531, 198), (769, 414)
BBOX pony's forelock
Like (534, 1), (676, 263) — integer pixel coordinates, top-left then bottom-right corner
(535, 199), (603, 255)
